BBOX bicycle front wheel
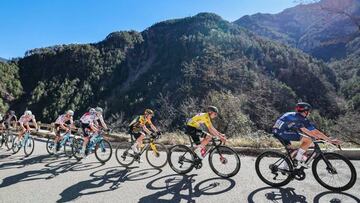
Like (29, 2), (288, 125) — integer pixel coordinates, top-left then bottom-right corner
(63, 138), (74, 158)
(95, 139), (112, 163)
(312, 152), (357, 191)
(12, 137), (22, 154)
(72, 137), (84, 161)
(46, 138), (55, 155)
(208, 146), (241, 178)
(24, 136), (35, 156)
(115, 145), (135, 167)
(168, 145), (195, 174)
(146, 142), (168, 169)
(255, 151), (293, 187)
(5, 133), (15, 150)
(0, 133), (4, 148)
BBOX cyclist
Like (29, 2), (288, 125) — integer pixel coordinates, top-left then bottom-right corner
(272, 102), (340, 168)
(18, 110), (38, 140)
(52, 110), (74, 154)
(128, 109), (160, 154)
(3, 110), (18, 129)
(79, 107), (108, 157)
(185, 106), (226, 159)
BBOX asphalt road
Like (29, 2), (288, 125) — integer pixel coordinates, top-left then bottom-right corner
(0, 138), (359, 203)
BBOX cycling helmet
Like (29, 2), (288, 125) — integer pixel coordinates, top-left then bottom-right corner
(95, 107), (103, 113)
(9, 110), (15, 116)
(66, 110), (74, 116)
(24, 110), (32, 116)
(144, 109), (154, 115)
(89, 108), (96, 115)
(207, 106), (219, 114)
(0, 114), (3, 121)
(295, 102), (312, 112)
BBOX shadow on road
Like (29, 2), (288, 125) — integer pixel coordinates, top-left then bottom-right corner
(56, 166), (162, 203)
(0, 157), (81, 188)
(138, 174), (236, 203)
(313, 191), (360, 203)
(247, 186), (307, 203)
(0, 154), (58, 170)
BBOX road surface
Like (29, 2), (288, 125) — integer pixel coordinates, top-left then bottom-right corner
(0, 138), (359, 203)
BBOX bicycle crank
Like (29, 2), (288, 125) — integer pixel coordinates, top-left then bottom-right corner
(294, 169), (306, 181)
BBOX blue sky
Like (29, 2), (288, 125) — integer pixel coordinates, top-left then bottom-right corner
(0, 0), (298, 59)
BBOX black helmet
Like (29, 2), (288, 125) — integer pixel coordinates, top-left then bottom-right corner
(295, 102), (312, 112)
(207, 106), (219, 114)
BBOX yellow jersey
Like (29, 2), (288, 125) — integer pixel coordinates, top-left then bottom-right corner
(129, 115), (153, 133)
(187, 113), (213, 130)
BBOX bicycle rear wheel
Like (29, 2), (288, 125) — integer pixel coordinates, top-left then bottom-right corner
(208, 146), (241, 178)
(255, 151), (293, 187)
(168, 145), (195, 174)
(0, 133), (4, 148)
(312, 152), (357, 191)
(146, 142), (168, 169)
(115, 145), (135, 167)
(24, 136), (35, 157)
(72, 137), (84, 161)
(46, 138), (55, 155)
(95, 139), (112, 163)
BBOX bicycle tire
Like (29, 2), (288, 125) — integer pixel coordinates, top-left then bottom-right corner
(312, 152), (357, 191)
(168, 145), (195, 174)
(95, 139), (112, 163)
(24, 136), (35, 157)
(208, 146), (241, 178)
(115, 144), (136, 167)
(255, 151), (293, 187)
(146, 142), (168, 169)
(46, 138), (55, 155)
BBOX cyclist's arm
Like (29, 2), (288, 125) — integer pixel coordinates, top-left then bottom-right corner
(12, 116), (18, 128)
(142, 124), (152, 135)
(32, 118), (38, 130)
(98, 118), (108, 130)
(208, 125), (224, 138)
(150, 124), (158, 133)
(89, 122), (99, 132)
(300, 127), (332, 142)
(60, 123), (69, 131)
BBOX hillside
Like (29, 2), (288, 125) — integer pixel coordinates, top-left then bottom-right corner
(235, 0), (360, 61)
(11, 13), (342, 137)
(0, 61), (23, 112)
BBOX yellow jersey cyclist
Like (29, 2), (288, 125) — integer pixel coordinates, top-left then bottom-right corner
(272, 102), (340, 168)
(128, 109), (160, 154)
(52, 110), (75, 154)
(186, 106), (227, 159)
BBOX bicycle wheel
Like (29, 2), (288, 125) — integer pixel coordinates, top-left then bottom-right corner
(208, 146), (241, 178)
(115, 145), (135, 167)
(5, 133), (15, 150)
(46, 138), (55, 155)
(24, 136), (35, 156)
(255, 151), (293, 187)
(63, 138), (74, 158)
(0, 133), (4, 147)
(168, 145), (195, 174)
(12, 136), (22, 154)
(312, 152), (357, 191)
(146, 142), (168, 169)
(72, 137), (84, 161)
(95, 139), (112, 163)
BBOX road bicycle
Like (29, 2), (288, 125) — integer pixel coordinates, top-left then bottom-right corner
(72, 129), (113, 163)
(255, 135), (357, 191)
(0, 128), (16, 150)
(12, 130), (35, 156)
(168, 131), (241, 178)
(115, 133), (168, 169)
(46, 130), (76, 157)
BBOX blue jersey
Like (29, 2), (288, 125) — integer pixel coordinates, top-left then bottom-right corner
(272, 112), (316, 135)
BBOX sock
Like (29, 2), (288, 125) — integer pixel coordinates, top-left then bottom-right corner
(295, 148), (306, 161)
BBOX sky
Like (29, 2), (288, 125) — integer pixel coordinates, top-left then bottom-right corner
(0, 0), (298, 59)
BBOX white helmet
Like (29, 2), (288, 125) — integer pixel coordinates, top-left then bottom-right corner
(89, 108), (96, 115)
(66, 110), (74, 116)
(24, 110), (32, 116)
(0, 114), (3, 121)
(95, 107), (103, 114)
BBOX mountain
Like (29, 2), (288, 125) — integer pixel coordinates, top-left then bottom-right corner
(0, 57), (8, 62)
(13, 13), (341, 135)
(235, 0), (360, 61)
(0, 61), (23, 112)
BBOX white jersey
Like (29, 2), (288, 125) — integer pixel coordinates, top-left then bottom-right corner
(55, 114), (73, 125)
(80, 112), (97, 124)
(19, 115), (35, 124)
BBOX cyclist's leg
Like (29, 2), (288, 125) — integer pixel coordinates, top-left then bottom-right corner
(295, 133), (312, 161)
(131, 132), (144, 153)
(81, 124), (91, 155)
(54, 124), (62, 149)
